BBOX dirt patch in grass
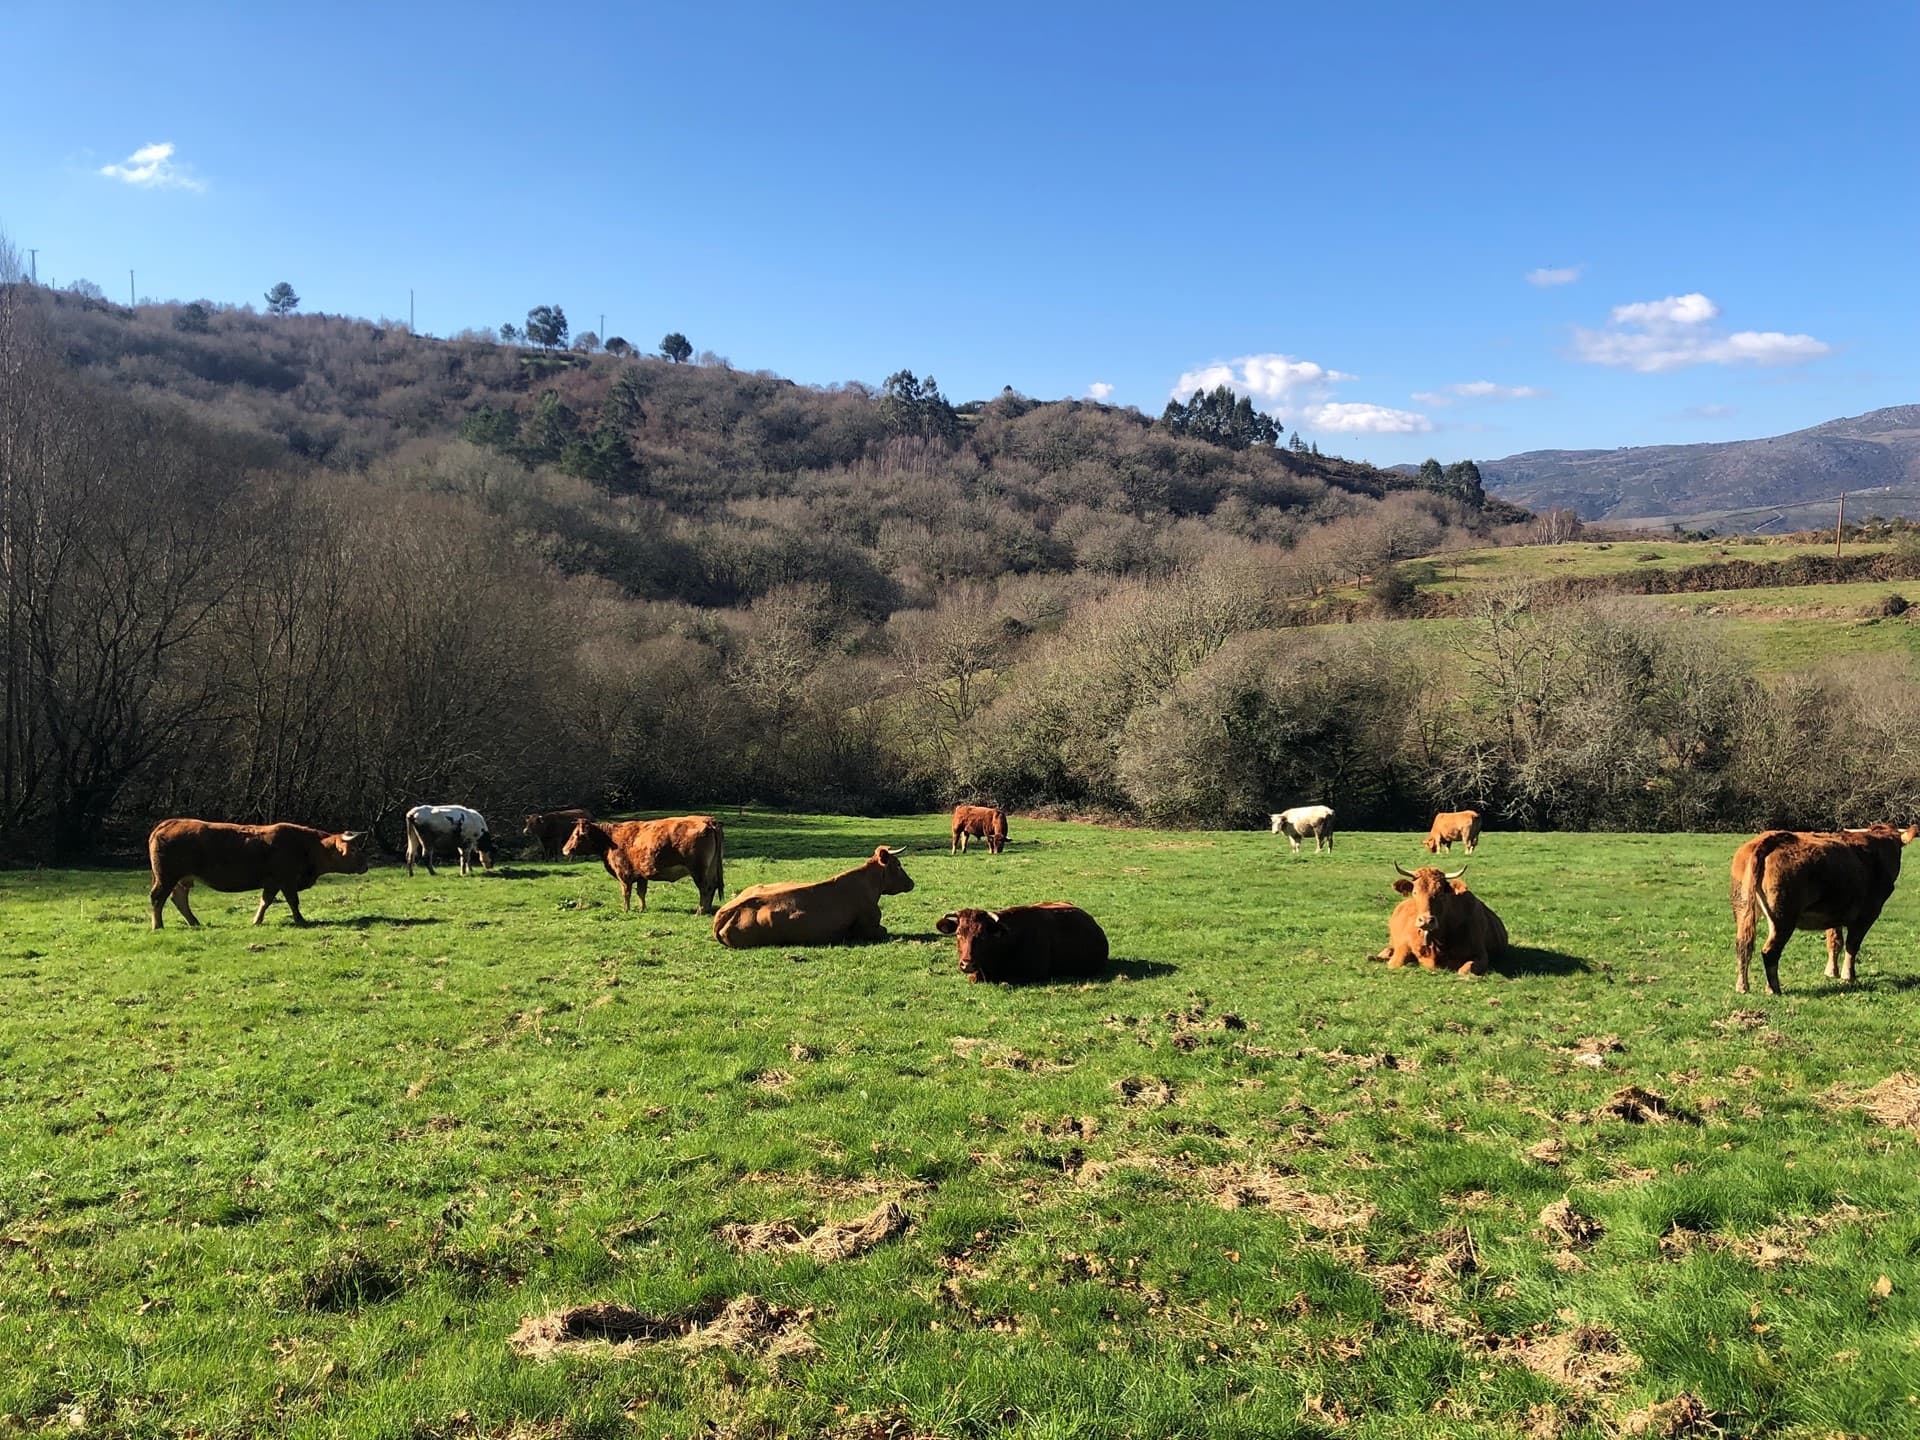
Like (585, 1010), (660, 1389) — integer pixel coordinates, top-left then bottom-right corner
(1527, 1137), (1569, 1166)
(1114, 1075), (1175, 1107)
(739, 1171), (928, 1201)
(1850, 1071), (1920, 1133)
(1499, 1321), (1640, 1394)
(1595, 1085), (1692, 1124)
(752, 1068), (794, 1091)
(719, 1200), (910, 1263)
(1209, 1165), (1376, 1229)
(510, 1294), (816, 1363)
(1538, 1198), (1603, 1249)
(1616, 1392), (1718, 1437)
(1567, 1035), (1623, 1068)
(1022, 1114), (1100, 1140)
(1713, 1009), (1769, 1031)
(1362, 1227), (1479, 1336)
(950, 1037), (1072, 1072)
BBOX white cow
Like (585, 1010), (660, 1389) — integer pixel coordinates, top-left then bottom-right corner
(1269, 804), (1335, 854)
(404, 804), (496, 877)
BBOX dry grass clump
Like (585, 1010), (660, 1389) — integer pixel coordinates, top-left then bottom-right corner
(719, 1200), (910, 1263)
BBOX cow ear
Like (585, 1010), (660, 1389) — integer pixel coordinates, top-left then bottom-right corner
(1392, 878), (1414, 896)
(936, 913), (959, 935)
(1451, 880), (1470, 894)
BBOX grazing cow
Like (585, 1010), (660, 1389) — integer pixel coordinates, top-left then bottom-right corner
(525, 807), (592, 859)
(936, 903), (1109, 984)
(404, 805), (495, 877)
(1269, 805), (1336, 854)
(1423, 810), (1483, 855)
(1730, 823), (1919, 994)
(562, 815), (726, 914)
(951, 805), (1009, 855)
(148, 820), (369, 930)
(1377, 862), (1507, 975)
(712, 845), (914, 948)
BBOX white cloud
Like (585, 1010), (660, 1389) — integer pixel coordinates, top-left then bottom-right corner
(1172, 351), (1428, 435)
(1085, 381), (1114, 401)
(1572, 292), (1830, 373)
(1527, 265), (1582, 287)
(1677, 403), (1739, 421)
(1300, 402), (1434, 435)
(98, 141), (204, 191)
(1412, 380), (1548, 406)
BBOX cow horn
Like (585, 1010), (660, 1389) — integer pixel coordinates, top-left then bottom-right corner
(1444, 864), (1468, 881)
(1393, 862), (1415, 878)
(342, 830), (365, 842)
(884, 845), (906, 856)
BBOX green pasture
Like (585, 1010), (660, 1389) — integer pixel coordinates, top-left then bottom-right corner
(1409, 541), (1891, 599)
(4, 815), (1920, 1438)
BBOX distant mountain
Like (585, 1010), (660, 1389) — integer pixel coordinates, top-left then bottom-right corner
(1481, 405), (1920, 531)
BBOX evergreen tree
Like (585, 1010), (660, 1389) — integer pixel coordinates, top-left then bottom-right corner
(264, 282), (300, 317)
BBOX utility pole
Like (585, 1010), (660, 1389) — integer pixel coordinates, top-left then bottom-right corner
(599, 313), (605, 344)
(1836, 492), (1847, 559)
(25, 250), (36, 284)
(129, 270), (135, 308)
(410, 289), (415, 333)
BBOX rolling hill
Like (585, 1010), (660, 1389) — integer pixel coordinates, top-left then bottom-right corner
(1481, 404), (1920, 531)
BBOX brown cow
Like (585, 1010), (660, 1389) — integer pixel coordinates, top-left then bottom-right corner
(1423, 810), (1482, 855)
(712, 846), (914, 948)
(937, 903), (1108, 983)
(148, 820), (370, 930)
(562, 816), (725, 914)
(525, 807), (592, 859)
(951, 805), (1009, 855)
(1377, 863), (1507, 975)
(1730, 823), (1919, 994)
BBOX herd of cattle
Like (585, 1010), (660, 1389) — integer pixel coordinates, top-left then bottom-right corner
(142, 800), (1920, 993)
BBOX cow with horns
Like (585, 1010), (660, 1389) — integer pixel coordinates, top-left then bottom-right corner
(1377, 862), (1507, 976)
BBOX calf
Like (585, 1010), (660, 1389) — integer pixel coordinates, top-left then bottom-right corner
(951, 804), (1009, 855)
(1377, 862), (1507, 976)
(404, 805), (495, 876)
(936, 903), (1109, 984)
(1730, 823), (1919, 993)
(713, 846), (914, 948)
(525, 807), (592, 859)
(1423, 809), (1482, 855)
(1269, 805), (1335, 854)
(563, 816), (726, 913)
(148, 819), (370, 929)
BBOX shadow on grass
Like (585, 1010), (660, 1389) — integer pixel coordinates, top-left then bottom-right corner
(1495, 945), (1590, 977)
(311, 915), (447, 929)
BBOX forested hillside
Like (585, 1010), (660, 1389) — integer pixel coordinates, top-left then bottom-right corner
(0, 275), (1538, 858)
(11, 272), (1920, 859)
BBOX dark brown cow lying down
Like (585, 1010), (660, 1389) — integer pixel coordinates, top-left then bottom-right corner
(148, 819), (370, 929)
(1377, 863), (1507, 976)
(1730, 823), (1919, 993)
(937, 903), (1108, 983)
(525, 807), (592, 859)
(562, 816), (725, 914)
(712, 846), (913, 948)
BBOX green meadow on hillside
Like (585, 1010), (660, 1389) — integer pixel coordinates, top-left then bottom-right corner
(4, 815), (1920, 1439)
(1410, 541), (1894, 599)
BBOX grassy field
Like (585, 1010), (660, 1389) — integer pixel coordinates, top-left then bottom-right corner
(4, 814), (1920, 1439)
(1408, 541), (1894, 600)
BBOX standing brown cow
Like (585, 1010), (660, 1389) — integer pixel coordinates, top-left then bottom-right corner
(525, 807), (592, 859)
(1730, 823), (1919, 994)
(712, 846), (914, 948)
(951, 805), (1009, 855)
(148, 820), (370, 929)
(562, 816), (725, 914)
(1377, 863), (1507, 975)
(1423, 810), (1482, 855)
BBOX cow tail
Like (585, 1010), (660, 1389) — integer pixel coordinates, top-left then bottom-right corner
(1732, 833), (1790, 966)
(709, 823), (725, 903)
(404, 812), (423, 873)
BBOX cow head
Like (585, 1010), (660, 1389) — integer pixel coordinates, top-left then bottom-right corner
(937, 907), (1002, 981)
(524, 814), (541, 836)
(330, 830), (372, 874)
(870, 845), (914, 894)
(1392, 862), (1470, 947)
(1422, 833), (1441, 854)
(475, 829), (496, 870)
(562, 819), (606, 857)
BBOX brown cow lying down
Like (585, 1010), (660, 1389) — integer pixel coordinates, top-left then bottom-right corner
(562, 816), (725, 914)
(951, 804), (1009, 855)
(525, 807), (591, 859)
(1377, 863), (1507, 976)
(937, 903), (1108, 983)
(1423, 809), (1482, 855)
(1730, 823), (1919, 994)
(712, 845), (913, 948)
(148, 819), (369, 929)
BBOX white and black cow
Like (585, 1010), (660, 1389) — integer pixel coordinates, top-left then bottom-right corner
(404, 804), (496, 877)
(1269, 804), (1335, 854)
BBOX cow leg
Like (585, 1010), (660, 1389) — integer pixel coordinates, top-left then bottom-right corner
(620, 879), (633, 912)
(1824, 928), (1843, 980)
(1759, 920), (1792, 996)
(283, 889), (308, 926)
(150, 877), (171, 930)
(1289, 835), (1301, 854)
(951, 831), (960, 856)
(849, 911), (887, 943)
(633, 878), (647, 913)
(1379, 945), (1407, 968)
(253, 887), (278, 925)
(170, 880), (200, 927)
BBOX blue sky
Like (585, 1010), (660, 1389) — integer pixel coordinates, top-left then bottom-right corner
(2, 1), (1913, 466)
